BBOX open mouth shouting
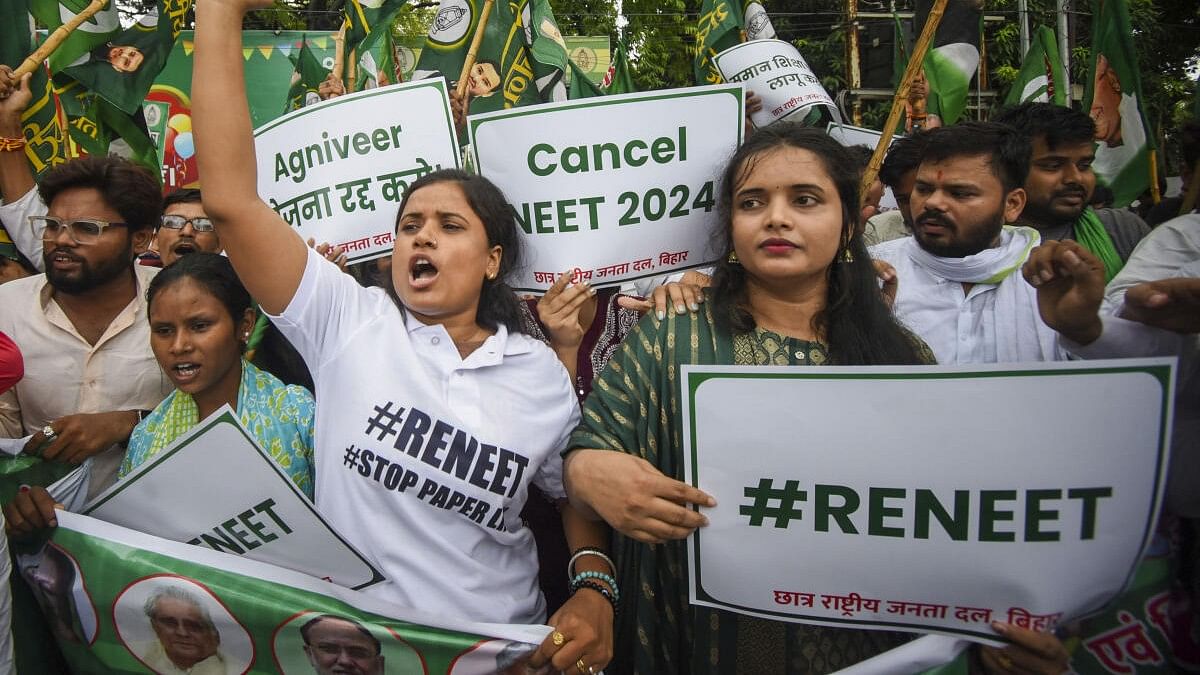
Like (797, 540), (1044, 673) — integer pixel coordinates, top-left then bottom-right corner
(409, 255), (440, 290)
(169, 362), (201, 385)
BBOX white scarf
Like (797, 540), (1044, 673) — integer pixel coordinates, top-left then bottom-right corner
(909, 226), (1062, 362)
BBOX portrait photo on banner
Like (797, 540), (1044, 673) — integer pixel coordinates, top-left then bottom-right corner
(270, 610), (424, 674)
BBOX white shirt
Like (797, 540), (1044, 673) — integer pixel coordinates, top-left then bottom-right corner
(0, 266), (172, 497)
(0, 187), (47, 271)
(870, 236), (1069, 364)
(270, 249), (579, 624)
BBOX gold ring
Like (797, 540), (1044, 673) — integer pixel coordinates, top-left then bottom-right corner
(576, 658), (589, 674)
(996, 652), (1013, 670)
(551, 631), (565, 646)
(42, 425), (55, 439)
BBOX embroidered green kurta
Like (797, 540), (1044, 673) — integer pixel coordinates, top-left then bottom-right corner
(570, 306), (926, 674)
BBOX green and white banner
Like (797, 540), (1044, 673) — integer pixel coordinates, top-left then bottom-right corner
(713, 39), (839, 128)
(681, 360), (1174, 641)
(468, 85), (743, 291)
(253, 78), (460, 264)
(83, 407), (383, 590)
(15, 511), (548, 673)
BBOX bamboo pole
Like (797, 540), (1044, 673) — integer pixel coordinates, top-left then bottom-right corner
(15, 0), (110, 78)
(1148, 149), (1160, 204)
(455, 0), (494, 100)
(347, 49), (357, 93)
(332, 22), (348, 81)
(860, 0), (949, 202)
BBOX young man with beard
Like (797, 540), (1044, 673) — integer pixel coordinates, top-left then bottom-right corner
(868, 122), (1069, 364)
(0, 154), (172, 502)
(992, 102), (1149, 282)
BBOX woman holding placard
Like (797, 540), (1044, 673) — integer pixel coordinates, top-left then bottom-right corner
(563, 125), (1068, 673)
(190, 0), (612, 671)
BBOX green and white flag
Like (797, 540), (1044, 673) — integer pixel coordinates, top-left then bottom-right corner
(1, 0), (72, 179)
(343, 0), (408, 57)
(601, 40), (637, 95)
(414, 0), (540, 115)
(913, 0), (982, 125)
(54, 0), (193, 115)
(1004, 25), (1067, 106)
(285, 37), (329, 112)
(516, 0), (569, 102)
(56, 78), (161, 179)
(16, 512), (548, 674)
(28, 0), (122, 72)
(356, 26), (401, 90)
(693, 0), (743, 85)
(567, 59), (603, 99)
(1083, 0), (1155, 207)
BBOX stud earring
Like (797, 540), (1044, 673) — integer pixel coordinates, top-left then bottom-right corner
(727, 250), (739, 264)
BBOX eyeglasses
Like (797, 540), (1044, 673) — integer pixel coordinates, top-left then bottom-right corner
(152, 615), (211, 634)
(32, 216), (127, 245)
(160, 214), (216, 232)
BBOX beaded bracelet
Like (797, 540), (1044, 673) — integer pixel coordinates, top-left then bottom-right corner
(568, 546), (615, 578)
(0, 137), (26, 152)
(571, 570), (620, 603)
(572, 579), (617, 614)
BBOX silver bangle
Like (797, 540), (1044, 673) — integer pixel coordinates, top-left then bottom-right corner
(568, 549), (615, 579)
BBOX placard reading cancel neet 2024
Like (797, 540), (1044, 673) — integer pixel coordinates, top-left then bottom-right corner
(469, 85), (744, 292)
(255, 79), (461, 264)
(682, 360), (1175, 641)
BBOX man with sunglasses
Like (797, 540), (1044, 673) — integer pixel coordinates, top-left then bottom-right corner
(155, 189), (223, 267)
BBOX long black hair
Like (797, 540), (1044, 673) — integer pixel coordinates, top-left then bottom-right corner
(394, 169), (526, 335)
(707, 124), (927, 365)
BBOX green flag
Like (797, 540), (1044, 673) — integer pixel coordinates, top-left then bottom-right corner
(344, 0), (408, 57)
(28, 0), (122, 72)
(356, 26), (400, 90)
(1, 0), (73, 179)
(913, 0), (981, 125)
(55, 78), (160, 178)
(516, 0), (568, 102)
(693, 0), (743, 85)
(415, 0), (539, 115)
(567, 59), (602, 99)
(601, 40), (636, 95)
(52, 0), (193, 115)
(1084, 0), (1156, 207)
(285, 37), (329, 112)
(1004, 26), (1067, 106)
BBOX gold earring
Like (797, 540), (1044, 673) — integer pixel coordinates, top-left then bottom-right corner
(727, 250), (739, 264)
(839, 248), (854, 263)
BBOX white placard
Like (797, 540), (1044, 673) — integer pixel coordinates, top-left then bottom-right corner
(468, 85), (743, 292)
(682, 360), (1174, 641)
(714, 39), (839, 128)
(84, 406), (384, 590)
(254, 79), (461, 263)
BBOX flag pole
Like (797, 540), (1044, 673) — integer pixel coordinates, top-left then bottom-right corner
(347, 49), (357, 93)
(15, 0), (110, 78)
(456, 0), (495, 99)
(332, 22), (348, 81)
(860, 0), (949, 202)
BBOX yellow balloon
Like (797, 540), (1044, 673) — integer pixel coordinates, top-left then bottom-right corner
(167, 114), (191, 133)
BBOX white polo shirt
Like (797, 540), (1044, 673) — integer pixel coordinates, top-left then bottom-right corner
(270, 248), (579, 624)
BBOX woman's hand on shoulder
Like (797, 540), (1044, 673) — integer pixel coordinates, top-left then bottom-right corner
(617, 275), (710, 320)
(564, 449), (714, 544)
(978, 622), (1070, 675)
(529, 589), (613, 674)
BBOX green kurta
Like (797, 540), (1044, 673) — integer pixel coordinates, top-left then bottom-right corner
(569, 305), (924, 674)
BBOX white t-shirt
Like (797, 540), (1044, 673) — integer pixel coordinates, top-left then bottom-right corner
(270, 249), (579, 624)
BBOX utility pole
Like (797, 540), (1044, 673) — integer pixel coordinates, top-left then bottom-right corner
(847, 0), (863, 125)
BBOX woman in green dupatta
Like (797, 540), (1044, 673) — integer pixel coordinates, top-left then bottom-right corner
(564, 125), (931, 674)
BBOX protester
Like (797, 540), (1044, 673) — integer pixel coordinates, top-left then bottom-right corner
(0, 68), (46, 268)
(0, 332), (20, 396)
(992, 103), (1149, 280)
(1145, 120), (1200, 226)
(0, 231), (33, 285)
(192, 1), (613, 671)
(560, 124), (981, 674)
(0, 153), (171, 500)
(155, 189), (223, 267)
(863, 131), (928, 247)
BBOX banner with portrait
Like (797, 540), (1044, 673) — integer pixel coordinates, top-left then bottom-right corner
(468, 85), (744, 291)
(681, 360), (1174, 641)
(15, 512), (548, 674)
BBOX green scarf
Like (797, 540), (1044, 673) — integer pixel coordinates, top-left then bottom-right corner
(1075, 207), (1124, 283)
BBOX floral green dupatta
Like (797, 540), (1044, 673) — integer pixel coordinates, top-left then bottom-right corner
(569, 306), (908, 675)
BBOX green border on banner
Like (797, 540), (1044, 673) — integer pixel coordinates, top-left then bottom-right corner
(683, 363), (1174, 640)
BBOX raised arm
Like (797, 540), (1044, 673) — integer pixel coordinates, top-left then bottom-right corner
(192, 0), (309, 314)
